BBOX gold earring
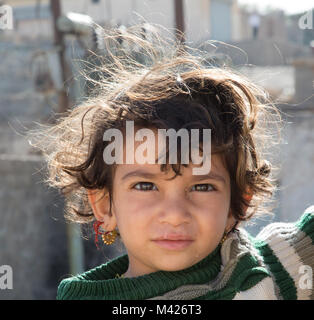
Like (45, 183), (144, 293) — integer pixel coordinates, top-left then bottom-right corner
(101, 229), (118, 245)
(220, 231), (228, 245)
(220, 221), (239, 245)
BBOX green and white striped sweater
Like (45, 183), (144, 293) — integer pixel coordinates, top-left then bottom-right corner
(57, 205), (314, 300)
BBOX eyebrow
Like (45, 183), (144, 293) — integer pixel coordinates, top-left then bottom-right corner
(121, 169), (226, 184)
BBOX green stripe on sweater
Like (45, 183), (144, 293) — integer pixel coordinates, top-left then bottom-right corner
(295, 211), (314, 243)
(254, 239), (297, 300)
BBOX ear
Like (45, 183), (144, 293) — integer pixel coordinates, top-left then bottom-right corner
(243, 192), (253, 214)
(226, 193), (252, 230)
(226, 210), (237, 231)
(87, 189), (117, 231)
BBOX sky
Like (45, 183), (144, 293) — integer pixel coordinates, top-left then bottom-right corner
(238, 0), (314, 14)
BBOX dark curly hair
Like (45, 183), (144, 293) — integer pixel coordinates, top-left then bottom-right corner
(30, 24), (281, 226)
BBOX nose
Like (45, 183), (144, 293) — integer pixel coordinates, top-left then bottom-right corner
(158, 195), (191, 226)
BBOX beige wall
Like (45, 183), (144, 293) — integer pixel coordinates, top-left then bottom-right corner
(5, 0), (246, 43)
(61, 0), (240, 43)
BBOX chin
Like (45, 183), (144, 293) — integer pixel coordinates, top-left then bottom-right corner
(157, 261), (195, 272)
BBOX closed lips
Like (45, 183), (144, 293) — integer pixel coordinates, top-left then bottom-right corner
(151, 234), (194, 252)
(153, 235), (193, 241)
(152, 238), (194, 250)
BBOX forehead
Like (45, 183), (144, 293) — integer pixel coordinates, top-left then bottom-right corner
(114, 153), (230, 183)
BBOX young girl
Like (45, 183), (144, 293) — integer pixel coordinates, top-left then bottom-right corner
(34, 25), (314, 300)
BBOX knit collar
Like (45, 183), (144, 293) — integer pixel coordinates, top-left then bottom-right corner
(59, 245), (222, 300)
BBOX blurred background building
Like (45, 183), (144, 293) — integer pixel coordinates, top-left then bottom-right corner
(0, 0), (313, 299)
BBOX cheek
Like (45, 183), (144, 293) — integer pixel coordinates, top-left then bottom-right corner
(194, 193), (231, 230)
(112, 191), (151, 231)
(198, 206), (228, 230)
(194, 191), (230, 213)
(117, 188), (158, 212)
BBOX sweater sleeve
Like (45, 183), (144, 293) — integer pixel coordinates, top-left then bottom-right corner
(254, 205), (314, 300)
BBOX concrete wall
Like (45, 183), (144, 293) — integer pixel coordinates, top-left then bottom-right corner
(242, 60), (314, 236)
(0, 155), (68, 299)
(277, 59), (314, 223)
(215, 39), (311, 66)
(293, 58), (314, 104)
(0, 38), (123, 299)
(243, 108), (314, 236)
(278, 111), (314, 222)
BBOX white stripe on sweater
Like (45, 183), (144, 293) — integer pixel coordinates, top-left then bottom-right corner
(233, 277), (277, 300)
(257, 224), (312, 300)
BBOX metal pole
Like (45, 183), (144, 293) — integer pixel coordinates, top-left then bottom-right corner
(50, 0), (70, 114)
(174, 0), (185, 44)
(50, 0), (85, 276)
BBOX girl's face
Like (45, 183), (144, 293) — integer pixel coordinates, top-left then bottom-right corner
(108, 134), (234, 278)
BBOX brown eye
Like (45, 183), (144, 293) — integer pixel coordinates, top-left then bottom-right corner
(133, 182), (158, 191)
(191, 184), (215, 192)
